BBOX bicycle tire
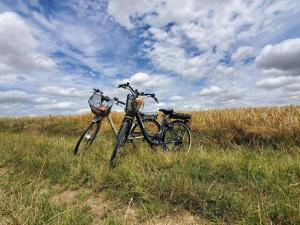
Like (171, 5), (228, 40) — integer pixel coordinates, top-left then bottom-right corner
(74, 121), (101, 155)
(163, 121), (192, 152)
(130, 118), (161, 139)
(109, 120), (130, 168)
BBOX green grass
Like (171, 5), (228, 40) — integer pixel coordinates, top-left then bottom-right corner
(0, 110), (300, 224)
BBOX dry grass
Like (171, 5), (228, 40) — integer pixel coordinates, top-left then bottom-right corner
(0, 105), (299, 224)
(189, 105), (300, 148)
(1, 105), (299, 149)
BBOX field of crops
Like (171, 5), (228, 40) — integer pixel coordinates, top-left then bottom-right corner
(0, 105), (299, 224)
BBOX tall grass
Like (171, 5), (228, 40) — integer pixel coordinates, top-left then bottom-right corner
(1, 105), (299, 149)
(189, 105), (300, 149)
(0, 105), (299, 224)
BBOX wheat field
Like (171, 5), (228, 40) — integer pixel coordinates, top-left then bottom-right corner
(0, 105), (299, 224)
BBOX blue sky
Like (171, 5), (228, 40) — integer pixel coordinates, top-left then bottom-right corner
(0, 0), (300, 116)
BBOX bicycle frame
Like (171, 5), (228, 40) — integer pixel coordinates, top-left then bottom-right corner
(135, 113), (161, 144)
(108, 114), (118, 136)
(122, 110), (185, 148)
(93, 111), (154, 140)
(119, 111), (162, 146)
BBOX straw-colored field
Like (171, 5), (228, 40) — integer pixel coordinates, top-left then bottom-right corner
(0, 106), (299, 224)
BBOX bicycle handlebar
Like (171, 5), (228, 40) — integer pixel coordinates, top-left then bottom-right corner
(118, 82), (135, 94)
(92, 88), (125, 105)
(140, 92), (159, 103)
(113, 97), (125, 105)
(93, 88), (103, 94)
(117, 82), (159, 103)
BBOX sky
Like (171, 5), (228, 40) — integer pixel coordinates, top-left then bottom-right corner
(0, 0), (300, 116)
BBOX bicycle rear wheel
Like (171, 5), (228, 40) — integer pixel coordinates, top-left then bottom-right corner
(130, 118), (160, 139)
(163, 121), (192, 152)
(74, 121), (101, 155)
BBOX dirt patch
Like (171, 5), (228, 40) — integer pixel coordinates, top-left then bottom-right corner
(86, 195), (139, 225)
(50, 189), (82, 205)
(0, 166), (13, 177)
(86, 195), (109, 217)
(145, 211), (211, 225)
(118, 198), (139, 225)
(49, 189), (210, 225)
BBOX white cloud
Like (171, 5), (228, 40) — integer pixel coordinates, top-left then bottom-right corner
(121, 72), (173, 88)
(107, 0), (161, 29)
(0, 90), (32, 103)
(40, 86), (88, 97)
(108, 0), (300, 81)
(0, 74), (31, 84)
(38, 101), (76, 110)
(215, 65), (235, 76)
(284, 84), (300, 93)
(146, 41), (215, 79)
(0, 12), (55, 72)
(256, 76), (300, 90)
(232, 46), (255, 61)
(148, 27), (168, 40)
(1, 1), (300, 116)
(77, 108), (90, 114)
(256, 38), (300, 73)
(198, 86), (225, 96)
(170, 95), (184, 101)
(261, 68), (296, 77)
(217, 94), (242, 104)
(109, 0), (249, 78)
(33, 97), (56, 104)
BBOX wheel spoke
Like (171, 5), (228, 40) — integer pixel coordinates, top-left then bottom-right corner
(163, 122), (191, 152)
(74, 121), (101, 155)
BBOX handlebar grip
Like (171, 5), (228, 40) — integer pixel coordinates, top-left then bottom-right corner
(118, 100), (125, 105)
(113, 97), (125, 105)
(142, 93), (156, 97)
(118, 83), (130, 88)
(102, 96), (110, 101)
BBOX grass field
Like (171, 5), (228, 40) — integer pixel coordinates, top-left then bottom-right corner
(0, 106), (299, 224)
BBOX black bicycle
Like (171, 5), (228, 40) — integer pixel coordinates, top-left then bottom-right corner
(74, 89), (160, 155)
(110, 83), (192, 167)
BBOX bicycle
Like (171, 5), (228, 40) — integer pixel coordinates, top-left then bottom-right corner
(74, 88), (160, 155)
(110, 83), (192, 167)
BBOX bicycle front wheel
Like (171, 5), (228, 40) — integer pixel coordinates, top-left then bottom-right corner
(74, 121), (101, 155)
(109, 120), (130, 168)
(163, 121), (192, 152)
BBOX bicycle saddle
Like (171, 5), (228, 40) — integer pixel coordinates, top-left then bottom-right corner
(159, 108), (174, 115)
(170, 112), (191, 120)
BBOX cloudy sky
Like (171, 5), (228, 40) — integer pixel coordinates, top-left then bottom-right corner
(0, 0), (300, 116)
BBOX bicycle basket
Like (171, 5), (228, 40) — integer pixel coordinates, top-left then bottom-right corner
(125, 94), (144, 116)
(125, 94), (136, 116)
(88, 93), (112, 117)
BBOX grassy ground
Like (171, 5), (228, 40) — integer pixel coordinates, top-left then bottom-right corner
(0, 106), (299, 224)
